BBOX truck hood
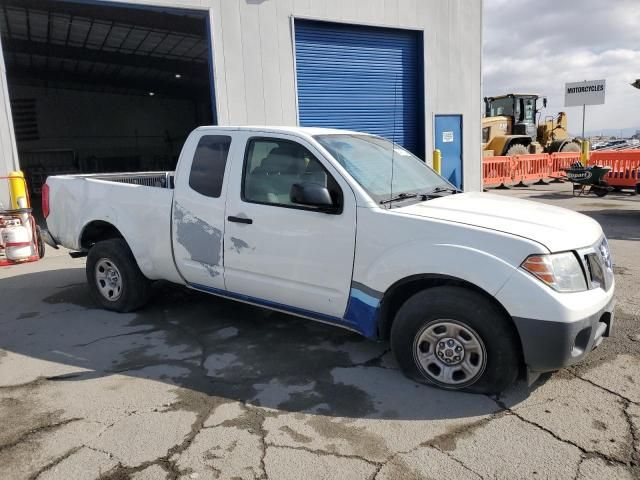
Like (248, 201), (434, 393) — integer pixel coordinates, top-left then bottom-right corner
(396, 192), (603, 252)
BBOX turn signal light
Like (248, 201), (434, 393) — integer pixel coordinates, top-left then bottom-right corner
(521, 255), (555, 285)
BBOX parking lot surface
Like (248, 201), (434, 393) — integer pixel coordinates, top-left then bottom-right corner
(1, 183), (639, 480)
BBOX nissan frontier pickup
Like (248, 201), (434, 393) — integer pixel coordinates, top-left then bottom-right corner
(42, 126), (615, 393)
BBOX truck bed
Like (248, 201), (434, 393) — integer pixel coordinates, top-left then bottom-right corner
(44, 170), (182, 284)
(61, 171), (175, 189)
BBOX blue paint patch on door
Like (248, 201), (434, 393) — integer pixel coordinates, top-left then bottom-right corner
(435, 115), (463, 189)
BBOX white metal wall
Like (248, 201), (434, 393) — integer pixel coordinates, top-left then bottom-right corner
(0, 37), (19, 206)
(0, 0), (483, 193)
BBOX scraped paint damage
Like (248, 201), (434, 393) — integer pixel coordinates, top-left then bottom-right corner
(344, 281), (383, 338)
(173, 203), (222, 277)
(229, 237), (252, 254)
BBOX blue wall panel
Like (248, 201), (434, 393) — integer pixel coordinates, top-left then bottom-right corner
(295, 20), (423, 156)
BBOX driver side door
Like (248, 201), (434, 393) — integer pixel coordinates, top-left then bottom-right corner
(223, 133), (357, 319)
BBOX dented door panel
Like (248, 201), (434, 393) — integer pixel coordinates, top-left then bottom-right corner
(171, 132), (236, 288)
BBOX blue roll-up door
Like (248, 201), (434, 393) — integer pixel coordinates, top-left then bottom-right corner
(295, 20), (423, 157)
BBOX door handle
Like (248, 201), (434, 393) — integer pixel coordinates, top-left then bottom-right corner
(227, 215), (253, 225)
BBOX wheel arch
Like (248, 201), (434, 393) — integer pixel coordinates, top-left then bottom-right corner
(377, 274), (524, 366)
(547, 139), (579, 153)
(79, 220), (125, 250)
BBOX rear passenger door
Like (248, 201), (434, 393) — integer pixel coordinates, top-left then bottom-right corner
(223, 133), (357, 318)
(171, 132), (233, 289)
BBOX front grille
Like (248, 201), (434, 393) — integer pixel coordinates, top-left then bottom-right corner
(585, 253), (606, 289)
(580, 237), (614, 291)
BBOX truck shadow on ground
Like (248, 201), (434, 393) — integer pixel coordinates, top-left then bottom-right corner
(0, 268), (540, 421)
(576, 209), (640, 242)
(528, 191), (639, 202)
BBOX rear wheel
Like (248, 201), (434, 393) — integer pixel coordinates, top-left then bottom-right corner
(35, 225), (45, 259)
(593, 180), (609, 197)
(391, 286), (521, 394)
(86, 238), (151, 312)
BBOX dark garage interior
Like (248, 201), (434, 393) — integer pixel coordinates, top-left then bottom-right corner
(0, 0), (214, 195)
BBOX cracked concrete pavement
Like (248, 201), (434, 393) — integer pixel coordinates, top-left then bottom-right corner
(0, 183), (638, 479)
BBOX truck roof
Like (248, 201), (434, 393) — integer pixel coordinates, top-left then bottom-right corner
(192, 125), (368, 137)
(487, 93), (539, 100)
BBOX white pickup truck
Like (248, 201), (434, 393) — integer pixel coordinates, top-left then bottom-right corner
(42, 126), (615, 393)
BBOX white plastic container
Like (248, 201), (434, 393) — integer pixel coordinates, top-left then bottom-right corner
(1, 223), (32, 261)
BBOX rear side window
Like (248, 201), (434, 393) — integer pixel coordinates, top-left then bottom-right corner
(189, 135), (232, 198)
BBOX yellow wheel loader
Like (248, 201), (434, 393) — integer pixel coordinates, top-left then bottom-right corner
(482, 93), (580, 157)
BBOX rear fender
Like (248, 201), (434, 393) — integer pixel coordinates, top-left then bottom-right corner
(81, 216), (157, 281)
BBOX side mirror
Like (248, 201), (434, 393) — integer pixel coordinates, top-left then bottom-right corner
(543, 97), (548, 108)
(290, 183), (338, 212)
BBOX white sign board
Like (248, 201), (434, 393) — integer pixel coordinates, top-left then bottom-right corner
(442, 131), (454, 143)
(565, 79), (606, 107)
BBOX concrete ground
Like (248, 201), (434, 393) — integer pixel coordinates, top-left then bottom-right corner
(0, 182), (639, 480)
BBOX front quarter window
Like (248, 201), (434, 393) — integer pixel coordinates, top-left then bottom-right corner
(315, 134), (451, 205)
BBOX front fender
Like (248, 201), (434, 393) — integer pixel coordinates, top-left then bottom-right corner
(360, 241), (518, 297)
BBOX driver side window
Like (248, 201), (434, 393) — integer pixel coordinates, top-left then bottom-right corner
(242, 138), (340, 208)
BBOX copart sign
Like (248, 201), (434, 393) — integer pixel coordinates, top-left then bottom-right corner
(565, 79), (606, 107)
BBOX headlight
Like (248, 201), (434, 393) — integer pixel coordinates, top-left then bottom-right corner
(521, 252), (587, 292)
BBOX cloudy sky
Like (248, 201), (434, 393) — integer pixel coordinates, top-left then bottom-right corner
(483, 0), (640, 136)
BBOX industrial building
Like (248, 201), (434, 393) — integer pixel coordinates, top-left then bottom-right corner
(0, 0), (482, 206)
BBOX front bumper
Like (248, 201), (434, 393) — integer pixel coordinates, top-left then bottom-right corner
(513, 296), (614, 373)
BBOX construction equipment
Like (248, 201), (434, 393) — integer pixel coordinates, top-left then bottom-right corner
(483, 93), (581, 156)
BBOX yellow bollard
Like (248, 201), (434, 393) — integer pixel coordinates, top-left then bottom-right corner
(433, 149), (442, 175)
(580, 140), (590, 167)
(8, 170), (27, 209)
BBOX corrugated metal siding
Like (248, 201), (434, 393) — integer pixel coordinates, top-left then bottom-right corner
(295, 20), (422, 156)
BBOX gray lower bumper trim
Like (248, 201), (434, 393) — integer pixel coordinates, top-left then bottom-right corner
(513, 299), (614, 372)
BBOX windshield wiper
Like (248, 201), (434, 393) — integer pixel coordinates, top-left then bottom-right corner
(380, 192), (418, 206)
(426, 186), (460, 195)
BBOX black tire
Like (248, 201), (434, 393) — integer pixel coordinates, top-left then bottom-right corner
(391, 286), (521, 394)
(560, 142), (581, 153)
(35, 225), (45, 259)
(86, 238), (151, 312)
(593, 181), (609, 197)
(505, 144), (529, 157)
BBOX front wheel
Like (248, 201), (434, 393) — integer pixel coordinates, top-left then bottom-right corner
(391, 286), (521, 394)
(86, 238), (151, 312)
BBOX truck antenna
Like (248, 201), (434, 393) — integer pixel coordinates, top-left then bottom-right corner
(390, 75), (399, 207)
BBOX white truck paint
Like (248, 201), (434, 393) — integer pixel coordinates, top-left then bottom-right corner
(43, 126), (615, 393)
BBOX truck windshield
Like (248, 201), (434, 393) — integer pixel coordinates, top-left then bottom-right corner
(487, 98), (513, 117)
(314, 134), (450, 205)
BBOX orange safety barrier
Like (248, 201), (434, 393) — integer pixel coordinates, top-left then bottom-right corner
(512, 154), (549, 185)
(589, 150), (640, 190)
(482, 156), (514, 187)
(549, 152), (581, 179)
(482, 149), (638, 189)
